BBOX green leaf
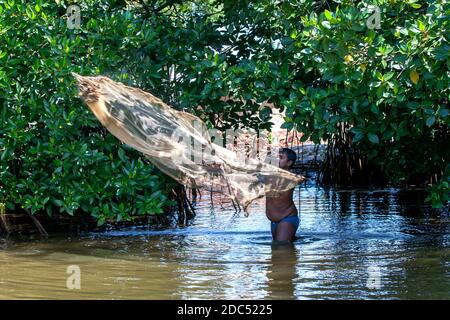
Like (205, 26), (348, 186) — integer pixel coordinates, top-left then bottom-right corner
(0, 148), (8, 161)
(382, 129), (394, 140)
(53, 199), (64, 207)
(321, 21), (331, 29)
(438, 108), (449, 118)
(426, 116), (435, 127)
(254, 81), (265, 89)
(384, 71), (395, 81)
(417, 20), (425, 32)
(434, 44), (450, 61)
(150, 190), (162, 199)
(280, 122), (294, 130)
(351, 127), (364, 143)
(368, 133), (379, 144)
(97, 218), (106, 227)
(118, 148), (126, 162)
(324, 10), (333, 21)
(370, 104), (380, 115)
(407, 102), (420, 109)
(66, 207), (74, 216)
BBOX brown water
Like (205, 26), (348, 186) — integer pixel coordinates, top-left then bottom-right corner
(1, 186), (449, 299)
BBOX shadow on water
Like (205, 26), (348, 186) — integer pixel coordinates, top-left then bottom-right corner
(0, 186), (449, 299)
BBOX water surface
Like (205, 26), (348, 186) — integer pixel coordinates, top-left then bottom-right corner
(1, 186), (449, 299)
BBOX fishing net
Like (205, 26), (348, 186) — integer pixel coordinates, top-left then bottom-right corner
(73, 73), (303, 213)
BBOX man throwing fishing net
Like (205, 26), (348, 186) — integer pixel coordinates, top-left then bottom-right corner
(73, 73), (304, 242)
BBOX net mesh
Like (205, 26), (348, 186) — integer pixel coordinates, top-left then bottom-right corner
(73, 73), (303, 213)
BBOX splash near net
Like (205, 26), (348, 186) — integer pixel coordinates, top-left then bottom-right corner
(73, 73), (303, 213)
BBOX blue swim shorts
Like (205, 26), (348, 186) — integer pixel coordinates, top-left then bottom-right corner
(271, 214), (300, 234)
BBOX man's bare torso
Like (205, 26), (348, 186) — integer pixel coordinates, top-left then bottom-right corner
(266, 188), (297, 222)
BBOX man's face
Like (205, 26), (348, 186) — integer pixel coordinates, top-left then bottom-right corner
(278, 152), (291, 170)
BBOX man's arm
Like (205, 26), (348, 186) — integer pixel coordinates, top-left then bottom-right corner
(296, 174), (305, 184)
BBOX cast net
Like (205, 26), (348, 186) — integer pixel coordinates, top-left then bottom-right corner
(73, 73), (303, 213)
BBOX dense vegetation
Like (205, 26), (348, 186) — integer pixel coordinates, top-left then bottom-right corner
(0, 0), (448, 228)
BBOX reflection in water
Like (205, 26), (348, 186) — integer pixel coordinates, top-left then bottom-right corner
(267, 243), (297, 299)
(0, 186), (449, 299)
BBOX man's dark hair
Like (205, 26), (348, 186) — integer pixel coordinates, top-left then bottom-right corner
(280, 148), (297, 168)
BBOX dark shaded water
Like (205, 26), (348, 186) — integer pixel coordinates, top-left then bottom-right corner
(0, 186), (449, 299)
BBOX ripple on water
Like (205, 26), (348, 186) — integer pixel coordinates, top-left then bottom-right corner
(1, 186), (449, 299)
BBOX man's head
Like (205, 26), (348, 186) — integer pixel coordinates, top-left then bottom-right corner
(279, 148), (297, 170)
